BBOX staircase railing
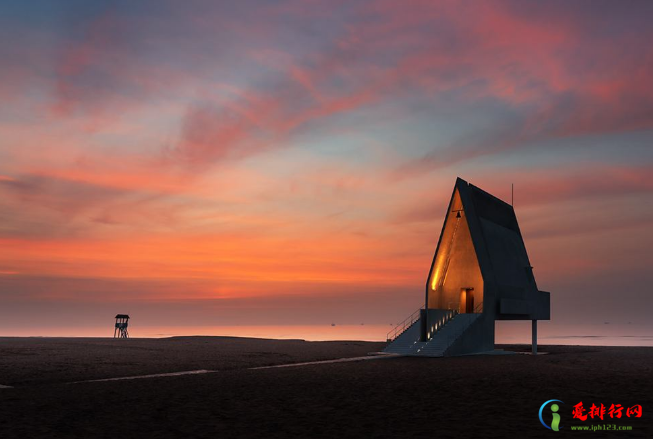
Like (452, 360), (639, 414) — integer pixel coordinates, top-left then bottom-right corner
(386, 307), (422, 343)
(474, 301), (483, 314)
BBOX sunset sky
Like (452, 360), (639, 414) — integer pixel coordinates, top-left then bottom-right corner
(1, 1), (652, 340)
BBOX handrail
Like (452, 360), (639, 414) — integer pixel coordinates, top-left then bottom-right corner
(386, 306), (422, 342)
(386, 304), (479, 345)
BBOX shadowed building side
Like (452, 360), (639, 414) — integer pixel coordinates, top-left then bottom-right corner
(385, 177), (550, 357)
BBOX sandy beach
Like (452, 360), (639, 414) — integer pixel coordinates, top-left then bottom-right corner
(0, 337), (651, 438)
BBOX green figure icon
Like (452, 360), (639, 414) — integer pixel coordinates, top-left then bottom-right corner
(551, 404), (561, 431)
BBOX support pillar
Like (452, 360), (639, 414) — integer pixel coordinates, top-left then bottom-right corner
(532, 319), (537, 355)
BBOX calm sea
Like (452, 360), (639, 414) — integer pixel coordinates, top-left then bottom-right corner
(2, 323), (652, 346)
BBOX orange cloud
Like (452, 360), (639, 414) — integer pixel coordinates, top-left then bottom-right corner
(2, 1), (652, 334)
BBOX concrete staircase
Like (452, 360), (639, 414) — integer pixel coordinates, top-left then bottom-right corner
(383, 318), (422, 355)
(384, 312), (481, 357)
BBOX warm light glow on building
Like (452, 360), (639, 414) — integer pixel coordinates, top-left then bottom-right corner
(427, 189), (484, 312)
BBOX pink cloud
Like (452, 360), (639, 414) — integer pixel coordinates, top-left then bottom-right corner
(5, 1), (648, 171)
(479, 165), (653, 207)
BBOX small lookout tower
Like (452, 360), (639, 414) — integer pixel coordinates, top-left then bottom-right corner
(114, 314), (130, 338)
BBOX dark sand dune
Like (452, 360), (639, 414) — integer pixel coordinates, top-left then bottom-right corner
(1, 337), (651, 438)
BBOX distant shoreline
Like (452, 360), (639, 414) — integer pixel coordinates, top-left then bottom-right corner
(1, 334), (652, 348)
